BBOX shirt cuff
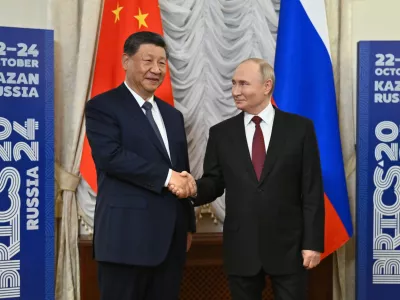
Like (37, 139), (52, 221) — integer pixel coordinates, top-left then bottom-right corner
(164, 169), (172, 187)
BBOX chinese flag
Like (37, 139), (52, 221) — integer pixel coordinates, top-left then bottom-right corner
(80, 0), (174, 192)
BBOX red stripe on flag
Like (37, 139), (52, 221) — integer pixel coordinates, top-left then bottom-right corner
(321, 194), (350, 259)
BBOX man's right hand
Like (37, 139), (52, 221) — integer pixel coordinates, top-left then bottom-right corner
(168, 171), (196, 198)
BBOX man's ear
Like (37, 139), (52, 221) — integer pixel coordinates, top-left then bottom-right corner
(264, 79), (273, 96)
(122, 53), (130, 71)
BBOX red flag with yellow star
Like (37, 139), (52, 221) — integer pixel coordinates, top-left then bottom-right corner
(80, 0), (174, 192)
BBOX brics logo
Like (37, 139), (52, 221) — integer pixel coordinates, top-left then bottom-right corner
(0, 117), (40, 298)
(372, 121), (400, 284)
(0, 167), (21, 299)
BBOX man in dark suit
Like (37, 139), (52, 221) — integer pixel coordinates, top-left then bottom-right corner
(85, 31), (196, 300)
(171, 58), (325, 300)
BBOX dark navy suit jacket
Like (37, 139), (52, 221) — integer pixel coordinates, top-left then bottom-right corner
(85, 83), (196, 266)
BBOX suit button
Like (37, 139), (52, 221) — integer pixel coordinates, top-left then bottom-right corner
(257, 189), (263, 193)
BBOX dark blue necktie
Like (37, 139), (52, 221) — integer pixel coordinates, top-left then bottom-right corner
(142, 101), (168, 156)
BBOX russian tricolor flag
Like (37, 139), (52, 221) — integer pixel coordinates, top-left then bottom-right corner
(273, 0), (353, 258)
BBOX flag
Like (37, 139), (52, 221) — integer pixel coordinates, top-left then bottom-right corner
(80, 0), (174, 192)
(273, 0), (353, 258)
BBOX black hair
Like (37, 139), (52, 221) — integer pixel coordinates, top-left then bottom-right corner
(123, 31), (169, 58)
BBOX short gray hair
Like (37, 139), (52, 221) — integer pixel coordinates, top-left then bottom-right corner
(239, 58), (275, 95)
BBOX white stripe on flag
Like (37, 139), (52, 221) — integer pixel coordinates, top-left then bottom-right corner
(299, 0), (331, 58)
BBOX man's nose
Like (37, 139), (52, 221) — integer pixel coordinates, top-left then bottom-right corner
(232, 85), (241, 95)
(150, 62), (161, 74)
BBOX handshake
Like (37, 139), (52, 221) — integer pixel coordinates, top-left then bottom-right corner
(168, 170), (197, 199)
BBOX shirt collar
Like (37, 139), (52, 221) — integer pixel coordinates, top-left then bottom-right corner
(124, 81), (155, 108)
(244, 102), (275, 126)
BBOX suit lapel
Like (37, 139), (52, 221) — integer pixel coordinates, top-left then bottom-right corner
(232, 112), (259, 183)
(258, 108), (287, 185)
(117, 84), (171, 165)
(155, 98), (177, 167)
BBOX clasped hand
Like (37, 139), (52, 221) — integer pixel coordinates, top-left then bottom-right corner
(302, 250), (320, 270)
(168, 171), (197, 198)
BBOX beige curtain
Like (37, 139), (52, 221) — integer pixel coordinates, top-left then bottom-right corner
(49, 0), (103, 299)
(326, 1), (356, 299)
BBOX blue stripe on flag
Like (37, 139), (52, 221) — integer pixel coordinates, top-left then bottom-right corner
(273, 0), (353, 236)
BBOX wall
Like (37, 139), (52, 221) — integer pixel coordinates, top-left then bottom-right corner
(352, 0), (400, 111)
(0, 0), (49, 29)
(352, 0), (400, 41)
(347, 1), (400, 300)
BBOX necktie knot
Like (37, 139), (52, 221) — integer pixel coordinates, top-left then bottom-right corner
(252, 116), (262, 126)
(142, 101), (153, 111)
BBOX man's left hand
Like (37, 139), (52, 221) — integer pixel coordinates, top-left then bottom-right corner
(302, 250), (320, 269)
(187, 233), (193, 252)
(169, 171), (197, 198)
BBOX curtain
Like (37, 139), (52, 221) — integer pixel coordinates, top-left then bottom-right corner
(49, 0), (102, 299)
(325, 0), (356, 299)
(77, 0), (279, 234)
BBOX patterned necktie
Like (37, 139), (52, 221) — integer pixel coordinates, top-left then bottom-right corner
(251, 116), (265, 181)
(142, 101), (168, 155)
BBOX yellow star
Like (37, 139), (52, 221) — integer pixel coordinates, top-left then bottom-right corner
(112, 2), (123, 23)
(134, 8), (149, 29)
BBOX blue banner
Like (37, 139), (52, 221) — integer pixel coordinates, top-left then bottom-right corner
(0, 26), (54, 299)
(357, 41), (400, 299)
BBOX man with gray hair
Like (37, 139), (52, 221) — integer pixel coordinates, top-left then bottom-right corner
(171, 58), (325, 300)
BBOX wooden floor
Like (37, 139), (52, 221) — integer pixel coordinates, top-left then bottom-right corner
(79, 233), (332, 300)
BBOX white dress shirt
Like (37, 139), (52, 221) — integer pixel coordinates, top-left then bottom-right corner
(244, 102), (275, 158)
(124, 82), (172, 186)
